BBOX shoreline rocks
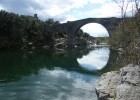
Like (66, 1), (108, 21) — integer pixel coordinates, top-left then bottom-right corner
(96, 64), (140, 100)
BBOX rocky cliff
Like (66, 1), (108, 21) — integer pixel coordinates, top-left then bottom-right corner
(96, 64), (140, 100)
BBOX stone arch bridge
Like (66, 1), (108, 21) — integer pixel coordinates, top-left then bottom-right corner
(47, 18), (122, 48)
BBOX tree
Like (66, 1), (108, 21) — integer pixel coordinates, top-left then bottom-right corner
(111, 0), (140, 64)
(113, 0), (131, 17)
(45, 18), (55, 26)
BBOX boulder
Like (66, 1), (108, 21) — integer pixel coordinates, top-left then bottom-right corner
(116, 64), (140, 100)
(96, 71), (119, 100)
(96, 64), (140, 100)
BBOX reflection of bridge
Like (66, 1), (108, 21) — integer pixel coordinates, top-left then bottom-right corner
(48, 18), (122, 48)
(0, 48), (119, 83)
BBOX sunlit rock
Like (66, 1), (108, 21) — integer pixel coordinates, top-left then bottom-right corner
(96, 71), (119, 100)
(96, 64), (140, 100)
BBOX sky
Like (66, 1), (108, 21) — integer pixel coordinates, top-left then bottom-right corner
(0, 0), (137, 37)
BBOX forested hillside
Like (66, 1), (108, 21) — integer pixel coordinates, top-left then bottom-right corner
(0, 10), (94, 49)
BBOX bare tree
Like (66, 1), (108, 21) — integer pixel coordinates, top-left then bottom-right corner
(134, 0), (139, 11)
(113, 0), (130, 19)
(132, 0), (140, 34)
(112, 0), (131, 35)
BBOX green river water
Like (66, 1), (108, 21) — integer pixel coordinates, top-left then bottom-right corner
(0, 47), (118, 100)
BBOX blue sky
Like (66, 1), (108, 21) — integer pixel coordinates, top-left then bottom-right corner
(0, 0), (136, 37)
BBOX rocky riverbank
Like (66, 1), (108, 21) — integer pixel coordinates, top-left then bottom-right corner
(96, 64), (140, 100)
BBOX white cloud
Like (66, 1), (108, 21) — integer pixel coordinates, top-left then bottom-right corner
(34, 0), (71, 16)
(61, 15), (78, 23)
(81, 23), (109, 37)
(0, 0), (89, 21)
(88, 0), (111, 4)
(0, 5), (3, 10)
(73, 1), (138, 18)
(98, 3), (120, 17)
(80, 3), (120, 18)
(35, 0), (89, 17)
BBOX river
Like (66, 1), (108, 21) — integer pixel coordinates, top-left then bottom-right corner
(0, 47), (116, 100)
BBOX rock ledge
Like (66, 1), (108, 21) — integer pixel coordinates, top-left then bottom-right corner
(96, 64), (140, 100)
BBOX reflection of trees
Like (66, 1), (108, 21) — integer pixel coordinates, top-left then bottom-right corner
(0, 48), (95, 83)
(0, 48), (121, 83)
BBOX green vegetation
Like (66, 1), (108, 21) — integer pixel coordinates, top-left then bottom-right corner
(110, 0), (140, 65)
(0, 10), (94, 49)
(0, 10), (49, 49)
(94, 37), (109, 44)
(76, 29), (95, 46)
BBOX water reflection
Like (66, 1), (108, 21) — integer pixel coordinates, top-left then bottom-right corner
(0, 68), (99, 100)
(0, 47), (118, 100)
(77, 47), (110, 71)
(0, 48), (99, 83)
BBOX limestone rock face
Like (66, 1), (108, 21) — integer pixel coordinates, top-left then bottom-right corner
(96, 64), (140, 100)
(116, 64), (140, 100)
(96, 71), (119, 100)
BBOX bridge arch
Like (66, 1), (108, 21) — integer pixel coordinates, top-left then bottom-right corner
(48, 18), (122, 48)
(69, 18), (116, 37)
(78, 23), (109, 37)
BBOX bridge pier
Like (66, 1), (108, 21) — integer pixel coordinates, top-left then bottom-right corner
(67, 31), (76, 48)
